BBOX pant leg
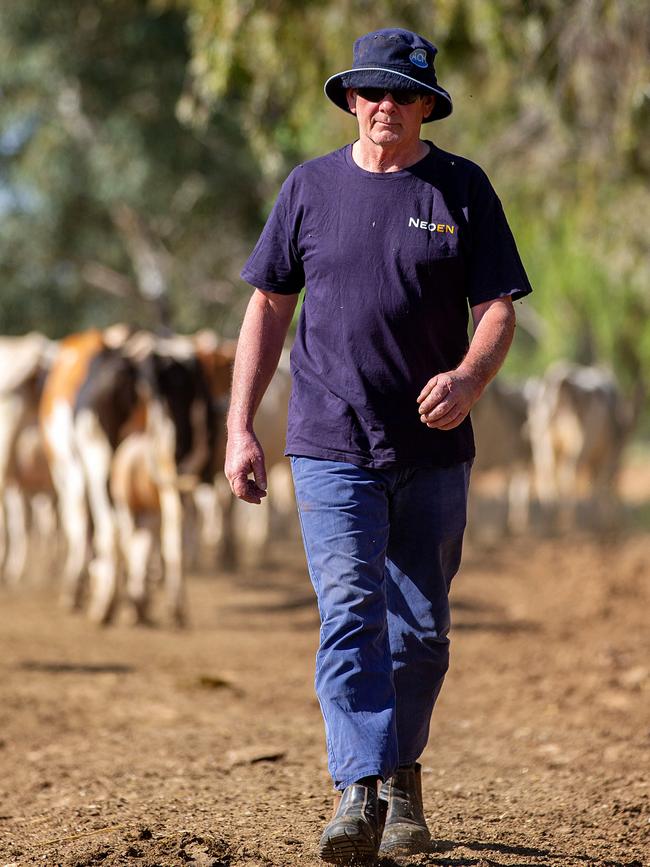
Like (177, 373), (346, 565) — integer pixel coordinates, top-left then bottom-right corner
(385, 461), (471, 764)
(290, 457), (398, 789)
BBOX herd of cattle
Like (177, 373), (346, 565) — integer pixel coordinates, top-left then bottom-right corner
(0, 326), (637, 626)
(471, 362), (634, 537)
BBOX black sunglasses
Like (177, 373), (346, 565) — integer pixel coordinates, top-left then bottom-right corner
(355, 87), (424, 105)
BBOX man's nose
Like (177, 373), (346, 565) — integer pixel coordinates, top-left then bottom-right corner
(378, 94), (397, 112)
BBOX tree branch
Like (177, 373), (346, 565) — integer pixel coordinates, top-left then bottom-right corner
(80, 261), (138, 298)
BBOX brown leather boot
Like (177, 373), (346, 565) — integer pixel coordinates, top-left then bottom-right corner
(378, 762), (431, 855)
(319, 782), (380, 864)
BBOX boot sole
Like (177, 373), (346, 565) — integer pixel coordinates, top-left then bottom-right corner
(319, 828), (378, 864)
(378, 830), (431, 857)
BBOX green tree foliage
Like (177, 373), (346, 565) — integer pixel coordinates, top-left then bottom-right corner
(0, 0), (262, 336)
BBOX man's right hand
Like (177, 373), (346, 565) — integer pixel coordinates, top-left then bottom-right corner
(225, 431), (268, 504)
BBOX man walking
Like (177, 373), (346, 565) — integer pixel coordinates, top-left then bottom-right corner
(225, 28), (532, 864)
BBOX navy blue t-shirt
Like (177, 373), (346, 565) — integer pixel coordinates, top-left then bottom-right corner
(241, 142), (532, 468)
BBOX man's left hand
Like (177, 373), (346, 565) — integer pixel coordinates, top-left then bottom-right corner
(417, 370), (481, 430)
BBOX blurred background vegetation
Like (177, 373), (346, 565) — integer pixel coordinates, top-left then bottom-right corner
(1, 0), (648, 421)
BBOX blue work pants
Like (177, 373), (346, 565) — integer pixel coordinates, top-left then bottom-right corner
(290, 456), (471, 790)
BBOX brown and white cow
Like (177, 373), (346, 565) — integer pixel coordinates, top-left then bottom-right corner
(110, 432), (164, 623)
(528, 361), (631, 531)
(39, 327), (124, 610)
(40, 327), (219, 624)
(0, 333), (58, 583)
(3, 421), (57, 584)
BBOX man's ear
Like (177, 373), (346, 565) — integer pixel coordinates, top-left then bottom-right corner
(421, 93), (436, 118)
(345, 88), (357, 114)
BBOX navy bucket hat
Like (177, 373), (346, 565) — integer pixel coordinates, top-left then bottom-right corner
(324, 28), (453, 123)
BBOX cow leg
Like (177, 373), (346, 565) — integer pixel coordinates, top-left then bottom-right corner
(214, 473), (238, 570)
(3, 485), (28, 585)
(0, 498), (5, 581)
(556, 454), (579, 531)
(236, 495), (272, 567)
(182, 489), (201, 572)
(591, 456), (621, 532)
(121, 509), (155, 623)
(0, 393), (24, 580)
(191, 482), (218, 572)
(0, 483), (8, 583)
(59, 472), (89, 605)
(30, 493), (59, 583)
(250, 495), (272, 564)
(75, 410), (119, 624)
(127, 525), (155, 623)
(530, 421), (559, 534)
(194, 482), (219, 549)
(44, 404), (89, 607)
(268, 461), (297, 541)
(31, 492), (57, 537)
(506, 469), (531, 535)
(115, 501), (155, 624)
(0, 503), (5, 580)
(159, 484), (185, 626)
(0, 489), (6, 582)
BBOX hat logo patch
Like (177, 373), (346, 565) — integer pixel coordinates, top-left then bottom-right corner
(409, 49), (428, 68)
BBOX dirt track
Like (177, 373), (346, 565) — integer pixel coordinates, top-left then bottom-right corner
(1, 502), (649, 866)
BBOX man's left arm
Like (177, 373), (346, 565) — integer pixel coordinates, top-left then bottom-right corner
(417, 297), (516, 430)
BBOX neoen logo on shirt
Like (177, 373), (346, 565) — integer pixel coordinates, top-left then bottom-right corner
(408, 217), (456, 234)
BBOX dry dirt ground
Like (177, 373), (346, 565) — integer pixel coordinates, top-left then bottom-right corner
(1, 471), (649, 867)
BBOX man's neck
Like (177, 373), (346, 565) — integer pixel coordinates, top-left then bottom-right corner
(352, 137), (430, 173)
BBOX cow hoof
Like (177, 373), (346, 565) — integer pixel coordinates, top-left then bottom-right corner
(87, 559), (118, 625)
(88, 594), (117, 625)
(171, 609), (188, 629)
(60, 579), (86, 612)
(133, 615), (156, 629)
(130, 599), (152, 626)
(60, 593), (84, 613)
(88, 606), (115, 626)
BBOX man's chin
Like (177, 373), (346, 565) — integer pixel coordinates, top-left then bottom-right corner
(368, 130), (401, 146)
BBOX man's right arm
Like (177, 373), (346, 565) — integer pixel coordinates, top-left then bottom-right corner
(225, 288), (299, 503)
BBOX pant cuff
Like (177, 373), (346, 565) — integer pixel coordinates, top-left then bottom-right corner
(334, 765), (395, 791)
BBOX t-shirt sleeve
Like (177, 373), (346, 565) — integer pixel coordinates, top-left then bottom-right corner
(240, 174), (305, 295)
(465, 168), (533, 306)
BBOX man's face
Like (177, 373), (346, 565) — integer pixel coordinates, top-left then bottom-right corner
(346, 88), (436, 147)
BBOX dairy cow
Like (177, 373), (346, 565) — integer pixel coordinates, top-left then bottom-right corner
(3, 422), (57, 584)
(41, 327), (217, 624)
(528, 361), (630, 530)
(108, 333), (234, 621)
(0, 333), (58, 582)
(40, 327), (125, 611)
